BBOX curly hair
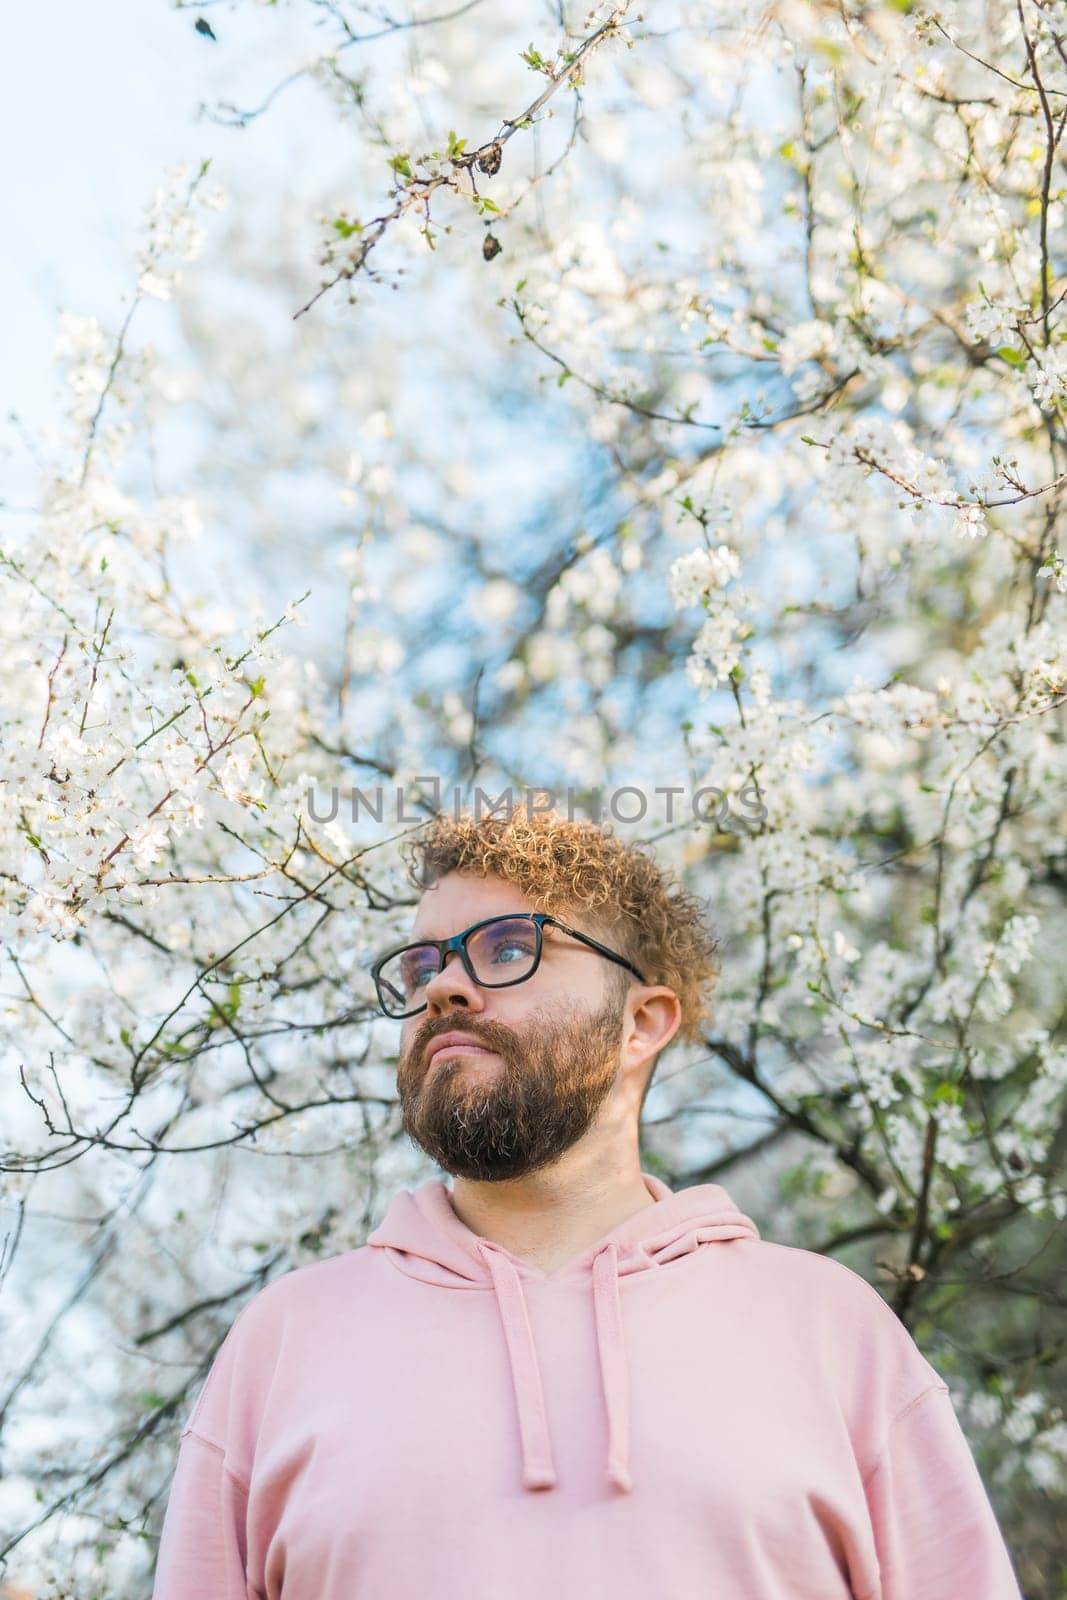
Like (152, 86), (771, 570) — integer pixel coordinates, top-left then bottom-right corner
(401, 808), (720, 1053)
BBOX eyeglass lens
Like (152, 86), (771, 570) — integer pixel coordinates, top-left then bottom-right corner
(378, 916), (540, 1015)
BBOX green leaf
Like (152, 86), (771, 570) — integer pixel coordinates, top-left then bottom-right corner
(997, 346), (1027, 368)
(332, 217), (362, 239)
(388, 153), (414, 180)
(812, 36), (845, 65)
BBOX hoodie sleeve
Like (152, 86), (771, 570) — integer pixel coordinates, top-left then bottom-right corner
(151, 1429), (250, 1600)
(862, 1385), (1024, 1600)
(151, 1290), (277, 1599)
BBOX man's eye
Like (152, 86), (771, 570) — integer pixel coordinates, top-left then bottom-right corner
(400, 955), (438, 990)
(493, 941), (528, 964)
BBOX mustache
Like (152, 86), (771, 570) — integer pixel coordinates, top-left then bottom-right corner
(411, 1016), (520, 1064)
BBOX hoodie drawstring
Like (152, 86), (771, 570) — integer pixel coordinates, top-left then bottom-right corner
(477, 1241), (558, 1490)
(476, 1238), (632, 1495)
(592, 1241), (632, 1493)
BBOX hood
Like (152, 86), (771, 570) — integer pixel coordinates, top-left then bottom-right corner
(366, 1171), (760, 1495)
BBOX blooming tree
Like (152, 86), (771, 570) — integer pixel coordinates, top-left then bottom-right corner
(1, 0), (1066, 1593)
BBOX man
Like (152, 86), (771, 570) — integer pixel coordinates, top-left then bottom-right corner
(151, 809), (1024, 1600)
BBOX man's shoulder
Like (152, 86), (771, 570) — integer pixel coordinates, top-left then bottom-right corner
(195, 1244), (376, 1389)
(241, 1239), (380, 1325)
(720, 1231), (914, 1328)
(723, 1233), (947, 1400)
(183, 1244), (382, 1455)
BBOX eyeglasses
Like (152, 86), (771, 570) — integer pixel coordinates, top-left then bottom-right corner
(370, 911), (648, 1020)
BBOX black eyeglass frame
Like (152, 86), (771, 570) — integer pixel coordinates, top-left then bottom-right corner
(370, 911), (649, 1020)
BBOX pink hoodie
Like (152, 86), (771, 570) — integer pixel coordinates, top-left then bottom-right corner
(151, 1171), (1024, 1599)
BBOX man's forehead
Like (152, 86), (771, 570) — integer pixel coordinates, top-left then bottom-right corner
(410, 874), (534, 935)
(410, 875), (587, 941)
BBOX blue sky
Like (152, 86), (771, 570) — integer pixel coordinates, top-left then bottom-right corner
(0, 0), (349, 433)
(3, 2), (206, 427)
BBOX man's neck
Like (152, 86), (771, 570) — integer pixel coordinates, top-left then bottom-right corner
(446, 1158), (658, 1274)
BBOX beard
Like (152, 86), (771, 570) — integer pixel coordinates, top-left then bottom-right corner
(395, 994), (625, 1182)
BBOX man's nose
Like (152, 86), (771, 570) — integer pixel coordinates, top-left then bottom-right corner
(423, 949), (484, 1014)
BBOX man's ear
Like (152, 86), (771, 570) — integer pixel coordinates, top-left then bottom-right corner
(624, 986), (681, 1063)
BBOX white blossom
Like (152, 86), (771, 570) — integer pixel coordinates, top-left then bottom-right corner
(668, 545), (741, 607)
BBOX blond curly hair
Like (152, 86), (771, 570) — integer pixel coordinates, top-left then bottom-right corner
(401, 808), (720, 1051)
